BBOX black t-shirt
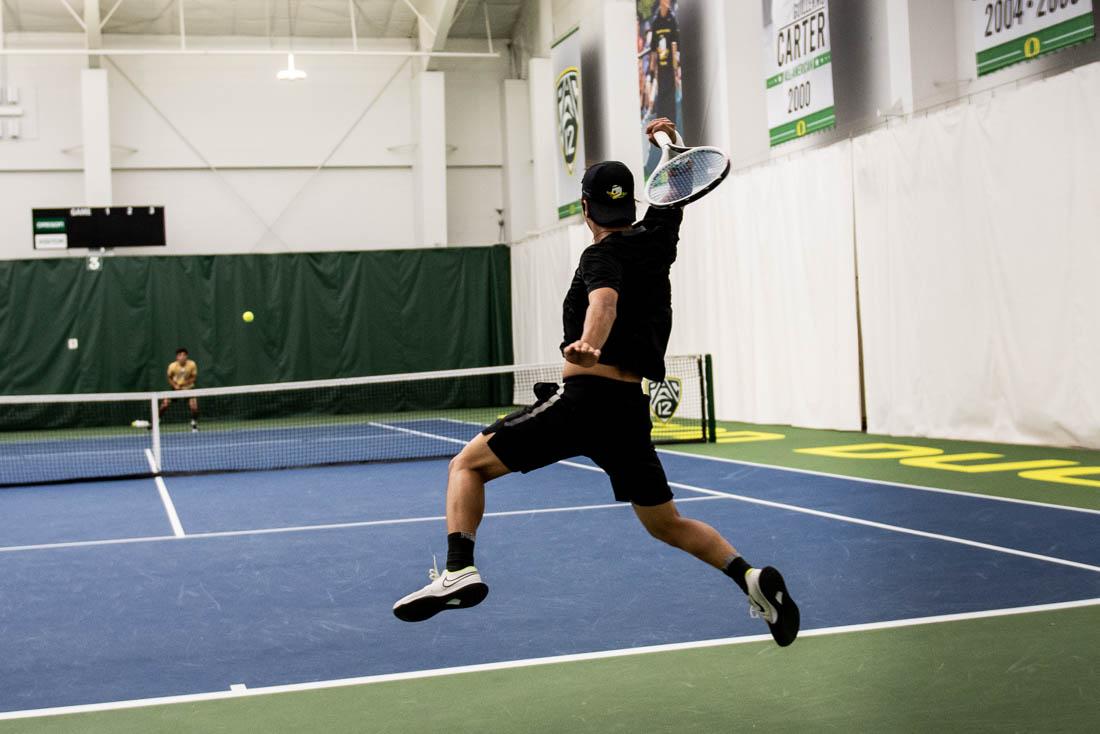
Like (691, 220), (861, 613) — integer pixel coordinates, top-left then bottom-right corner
(560, 206), (684, 381)
(650, 12), (679, 84)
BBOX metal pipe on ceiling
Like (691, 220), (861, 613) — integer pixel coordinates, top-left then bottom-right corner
(0, 48), (500, 58)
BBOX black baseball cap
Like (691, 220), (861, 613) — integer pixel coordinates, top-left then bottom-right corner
(581, 161), (636, 226)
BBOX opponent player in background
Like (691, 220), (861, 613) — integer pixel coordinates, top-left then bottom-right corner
(161, 348), (200, 433)
(394, 119), (799, 647)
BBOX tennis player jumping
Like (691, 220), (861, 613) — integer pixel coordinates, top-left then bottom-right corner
(394, 118), (799, 647)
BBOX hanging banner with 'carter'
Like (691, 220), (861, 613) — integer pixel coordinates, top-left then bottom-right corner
(763, 0), (836, 147)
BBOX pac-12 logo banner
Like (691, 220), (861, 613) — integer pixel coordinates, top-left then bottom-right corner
(646, 377), (682, 423)
(552, 27), (585, 219)
(556, 67), (580, 175)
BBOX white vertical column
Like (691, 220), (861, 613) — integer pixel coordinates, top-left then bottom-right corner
(412, 70), (448, 247)
(582, 0), (645, 185)
(500, 79), (533, 242)
(527, 57), (556, 231)
(81, 69), (112, 206)
(535, 0), (553, 56)
(723, 0), (769, 165)
(886, 0), (915, 114)
(83, 0), (103, 69)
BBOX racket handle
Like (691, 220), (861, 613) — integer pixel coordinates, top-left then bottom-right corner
(653, 130), (673, 149)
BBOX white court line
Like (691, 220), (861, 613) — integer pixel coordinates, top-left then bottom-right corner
(0, 496), (724, 555)
(436, 416), (1100, 517)
(368, 421), (467, 445)
(558, 459), (1100, 575)
(655, 449), (1100, 517)
(5, 422), (1097, 575)
(145, 449), (185, 538)
(368, 421), (1100, 575)
(1, 596), (1097, 722)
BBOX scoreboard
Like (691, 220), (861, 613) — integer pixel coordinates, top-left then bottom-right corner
(32, 206), (166, 250)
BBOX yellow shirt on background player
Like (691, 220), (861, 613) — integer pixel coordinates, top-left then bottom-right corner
(162, 349), (200, 432)
(167, 359), (198, 390)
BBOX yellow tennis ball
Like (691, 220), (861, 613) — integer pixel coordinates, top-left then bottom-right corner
(242, 310), (254, 323)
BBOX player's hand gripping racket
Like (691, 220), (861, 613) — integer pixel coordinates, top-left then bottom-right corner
(643, 131), (731, 209)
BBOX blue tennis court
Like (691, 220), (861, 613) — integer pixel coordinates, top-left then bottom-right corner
(2, 418), (1098, 718)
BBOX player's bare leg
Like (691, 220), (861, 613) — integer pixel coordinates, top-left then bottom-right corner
(188, 398), (199, 432)
(633, 501), (800, 646)
(446, 433), (510, 534)
(393, 434), (509, 622)
(633, 500), (737, 567)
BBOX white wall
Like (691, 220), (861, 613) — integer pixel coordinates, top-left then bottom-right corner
(0, 34), (509, 259)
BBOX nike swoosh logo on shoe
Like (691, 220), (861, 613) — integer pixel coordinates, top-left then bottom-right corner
(441, 571), (477, 588)
(446, 599), (462, 606)
(776, 591), (784, 605)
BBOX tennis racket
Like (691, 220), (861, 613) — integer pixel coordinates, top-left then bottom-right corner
(643, 131), (731, 208)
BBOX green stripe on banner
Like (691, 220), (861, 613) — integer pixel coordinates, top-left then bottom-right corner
(977, 12), (1095, 76)
(558, 201), (582, 219)
(765, 51), (832, 88)
(769, 106), (836, 147)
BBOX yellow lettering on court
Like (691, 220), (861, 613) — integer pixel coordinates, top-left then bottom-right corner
(717, 430), (786, 444)
(796, 443), (942, 460)
(1019, 466), (1100, 488)
(900, 453), (1078, 474)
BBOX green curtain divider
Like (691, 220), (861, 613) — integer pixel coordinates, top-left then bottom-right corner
(0, 247), (513, 427)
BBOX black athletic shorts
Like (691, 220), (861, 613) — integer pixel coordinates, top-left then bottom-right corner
(483, 375), (673, 507)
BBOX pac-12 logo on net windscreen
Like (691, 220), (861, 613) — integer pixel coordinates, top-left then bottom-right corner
(646, 377), (682, 423)
(556, 66), (581, 175)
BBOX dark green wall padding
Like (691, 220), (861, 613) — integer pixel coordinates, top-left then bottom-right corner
(0, 247), (512, 396)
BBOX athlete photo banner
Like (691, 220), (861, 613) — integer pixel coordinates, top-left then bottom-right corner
(763, 0), (836, 147)
(553, 27), (586, 220)
(637, 0), (684, 177)
(973, 0), (1095, 76)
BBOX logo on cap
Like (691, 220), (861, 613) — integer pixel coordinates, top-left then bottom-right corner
(607, 185), (627, 200)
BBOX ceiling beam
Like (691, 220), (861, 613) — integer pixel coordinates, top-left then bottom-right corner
(0, 48), (499, 59)
(58, 0), (86, 31)
(2, 0), (20, 33)
(83, 0), (103, 68)
(406, 0), (461, 70)
(100, 0), (127, 30)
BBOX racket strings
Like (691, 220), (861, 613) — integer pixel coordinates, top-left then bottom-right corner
(646, 149), (729, 206)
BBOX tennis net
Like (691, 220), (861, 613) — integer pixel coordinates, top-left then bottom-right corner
(0, 355), (716, 487)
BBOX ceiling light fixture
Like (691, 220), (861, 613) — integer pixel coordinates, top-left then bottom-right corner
(277, 1), (307, 81)
(277, 53), (307, 81)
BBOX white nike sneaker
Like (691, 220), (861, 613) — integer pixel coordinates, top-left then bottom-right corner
(746, 566), (800, 647)
(392, 562), (488, 622)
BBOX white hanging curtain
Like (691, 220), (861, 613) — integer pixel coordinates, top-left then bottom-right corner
(509, 223), (589, 364)
(854, 62), (1100, 448)
(669, 141), (863, 430)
